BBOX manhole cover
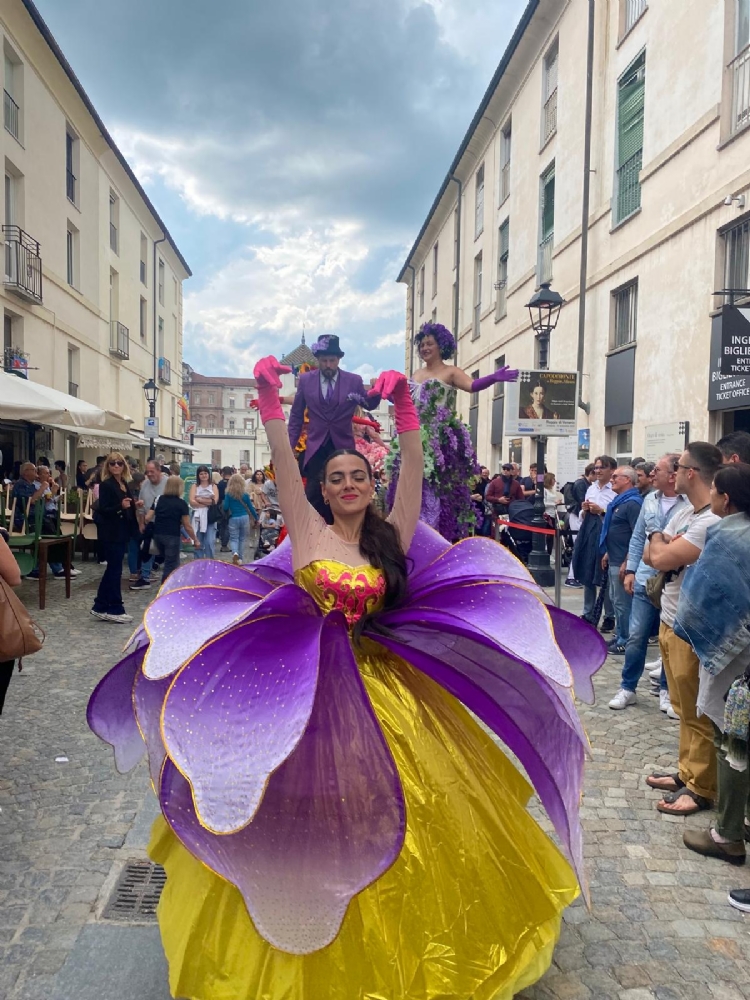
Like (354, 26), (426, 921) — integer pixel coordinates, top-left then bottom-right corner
(102, 860), (166, 922)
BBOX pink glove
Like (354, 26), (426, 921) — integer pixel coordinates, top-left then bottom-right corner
(470, 367), (519, 393)
(369, 371), (419, 435)
(252, 356), (292, 424)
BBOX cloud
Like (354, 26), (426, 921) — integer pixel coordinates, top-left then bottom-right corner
(36, 0), (526, 376)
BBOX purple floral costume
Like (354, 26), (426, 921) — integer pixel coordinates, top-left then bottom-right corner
(386, 378), (479, 542)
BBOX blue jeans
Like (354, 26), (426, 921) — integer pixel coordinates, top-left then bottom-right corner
(127, 537), (141, 576)
(194, 523), (216, 560)
(621, 585), (665, 692)
(583, 582), (613, 620)
(228, 515), (250, 560)
(608, 563), (633, 646)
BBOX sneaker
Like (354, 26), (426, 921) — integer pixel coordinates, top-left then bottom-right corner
(563, 580), (583, 588)
(104, 612), (134, 624)
(728, 888), (750, 912)
(54, 568), (81, 578)
(666, 704), (679, 720)
(26, 569), (40, 579)
(606, 640), (626, 655)
(609, 688), (637, 710)
(129, 578), (151, 590)
(647, 635), (660, 646)
(232, 553), (242, 566)
(90, 609), (110, 621)
(659, 689), (673, 714)
(599, 617), (615, 634)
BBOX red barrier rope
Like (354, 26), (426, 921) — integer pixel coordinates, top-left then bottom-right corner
(500, 520), (558, 537)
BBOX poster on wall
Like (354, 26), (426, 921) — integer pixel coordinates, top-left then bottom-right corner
(643, 422), (689, 462)
(505, 371), (578, 437)
(556, 435), (587, 487)
(577, 428), (590, 460)
(508, 438), (523, 465)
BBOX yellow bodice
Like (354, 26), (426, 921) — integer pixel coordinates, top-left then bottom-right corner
(294, 559), (386, 627)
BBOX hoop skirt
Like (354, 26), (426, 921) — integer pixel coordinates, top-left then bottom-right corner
(88, 524), (606, 1000)
(386, 379), (480, 542)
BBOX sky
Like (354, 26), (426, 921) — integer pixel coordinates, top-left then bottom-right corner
(37, 0), (527, 380)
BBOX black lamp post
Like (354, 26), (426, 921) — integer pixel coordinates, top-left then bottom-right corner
(143, 378), (159, 461)
(524, 282), (564, 588)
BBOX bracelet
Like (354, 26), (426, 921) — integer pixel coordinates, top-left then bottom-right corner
(647, 530), (663, 542)
(623, 570), (635, 576)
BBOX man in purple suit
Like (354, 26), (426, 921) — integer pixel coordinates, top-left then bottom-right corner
(288, 334), (380, 519)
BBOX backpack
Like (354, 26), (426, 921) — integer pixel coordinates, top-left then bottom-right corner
(562, 481), (577, 513)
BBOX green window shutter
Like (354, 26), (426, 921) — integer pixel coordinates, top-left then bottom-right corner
(618, 56), (645, 166)
(542, 173), (555, 239)
(500, 220), (509, 257)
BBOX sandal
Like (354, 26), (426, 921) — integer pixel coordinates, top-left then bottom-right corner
(646, 772), (685, 793)
(656, 788), (713, 815)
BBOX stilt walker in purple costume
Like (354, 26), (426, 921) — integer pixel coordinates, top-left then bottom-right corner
(88, 355), (606, 1000)
(386, 322), (519, 542)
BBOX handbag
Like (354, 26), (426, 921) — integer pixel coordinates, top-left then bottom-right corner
(206, 502), (221, 525)
(0, 577), (44, 662)
(645, 570), (675, 610)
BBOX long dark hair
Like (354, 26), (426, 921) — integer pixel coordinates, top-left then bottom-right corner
(713, 463), (750, 517)
(320, 449), (408, 643)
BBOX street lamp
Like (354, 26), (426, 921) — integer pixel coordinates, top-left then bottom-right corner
(143, 378), (159, 460)
(524, 282), (564, 588)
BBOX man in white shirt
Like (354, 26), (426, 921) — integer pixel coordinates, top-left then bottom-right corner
(643, 442), (723, 816)
(132, 459), (168, 589)
(571, 455), (617, 627)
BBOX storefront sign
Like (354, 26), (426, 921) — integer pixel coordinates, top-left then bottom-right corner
(719, 306), (750, 376)
(644, 422), (689, 462)
(709, 313), (750, 411)
(505, 371), (578, 437)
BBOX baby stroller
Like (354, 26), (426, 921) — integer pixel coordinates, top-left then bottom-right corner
(256, 507), (284, 557)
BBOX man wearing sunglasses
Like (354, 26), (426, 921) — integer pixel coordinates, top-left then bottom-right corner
(571, 455), (617, 629)
(643, 442), (723, 816)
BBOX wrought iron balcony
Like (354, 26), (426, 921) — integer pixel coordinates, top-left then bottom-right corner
(4, 90), (19, 140)
(192, 425), (257, 439)
(66, 168), (76, 204)
(538, 233), (554, 285)
(3, 346), (29, 378)
(158, 357), (172, 384)
(731, 44), (750, 135)
(3, 226), (43, 304)
(542, 88), (557, 143)
(68, 381), (78, 397)
(110, 321), (130, 360)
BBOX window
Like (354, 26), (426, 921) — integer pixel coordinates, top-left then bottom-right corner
(208, 415), (216, 431)
(613, 425), (633, 466)
(158, 258), (165, 306)
(418, 264), (425, 315)
(431, 307), (437, 323)
(3, 46), (21, 143)
(139, 296), (148, 341)
(491, 355), (506, 448)
(474, 164), (485, 239)
(158, 317), (164, 357)
(65, 127), (79, 205)
(109, 191), (119, 253)
(453, 207), (459, 269)
(67, 346), (79, 398)
(210, 449), (221, 467)
(140, 233), (147, 285)
(109, 269), (119, 322)
(731, 0), (750, 134)
(472, 253), (483, 341)
(542, 41), (559, 144)
(239, 450), (251, 464)
(468, 369), (480, 449)
(66, 221), (79, 288)
(499, 122), (511, 203)
(229, 396), (236, 409)
(193, 393), (201, 406)
(623, 0), (647, 34)
(495, 220), (509, 320)
(208, 392), (215, 406)
(539, 163), (555, 284)
(724, 219), (750, 290)
(229, 419), (235, 432)
(431, 243), (438, 298)
(612, 281), (638, 348)
(173, 276), (179, 304)
(615, 53), (645, 224)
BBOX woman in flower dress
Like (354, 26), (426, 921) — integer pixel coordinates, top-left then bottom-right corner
(87, 356), (604, 1000)
(386, 322), (518, 542)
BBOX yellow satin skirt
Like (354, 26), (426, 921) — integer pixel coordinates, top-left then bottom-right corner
(149, 645), (578, 1000)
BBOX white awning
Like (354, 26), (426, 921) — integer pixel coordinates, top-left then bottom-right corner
(0, 371), (132, 433)
(129, 430), (199, 454)
(45, 425), (136, 451)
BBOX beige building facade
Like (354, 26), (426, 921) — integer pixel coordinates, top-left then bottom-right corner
(399, 0), (750, 477)
(0, 0), (191, 474)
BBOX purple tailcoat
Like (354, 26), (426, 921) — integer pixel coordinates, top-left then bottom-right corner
(288, 369), (379, 468)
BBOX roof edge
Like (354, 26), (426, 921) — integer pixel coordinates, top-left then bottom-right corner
(396, 0), (539, 283)
(20, 0), (192, 278)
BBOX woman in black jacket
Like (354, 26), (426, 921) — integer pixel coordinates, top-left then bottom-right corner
(91, 453), (142, 624)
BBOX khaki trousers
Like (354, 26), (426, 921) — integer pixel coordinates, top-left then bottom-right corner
(659, 623), (717, 801)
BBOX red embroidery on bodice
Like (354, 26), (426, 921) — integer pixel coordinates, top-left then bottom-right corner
(313, 565), (386, 626)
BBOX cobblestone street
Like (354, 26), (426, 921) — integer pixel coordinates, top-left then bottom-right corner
(1, 561), (749, 1000)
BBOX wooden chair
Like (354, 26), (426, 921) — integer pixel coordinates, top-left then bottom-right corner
(59, 488), (81, 555)
(31, 501), (73, 610)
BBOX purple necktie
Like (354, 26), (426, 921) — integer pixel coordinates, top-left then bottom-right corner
(325, 378), (333, 403)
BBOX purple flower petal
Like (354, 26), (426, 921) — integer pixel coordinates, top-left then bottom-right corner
(160, 612), (405, 954)
(133, 669), (171, 789)
(548, 606), (608, 705)
(161, 586), (324, 834)
(157, 557), (276, 599)
(86, 649), (145, 774)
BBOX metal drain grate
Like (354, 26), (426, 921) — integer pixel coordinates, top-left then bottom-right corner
(103, 860), (167, 921)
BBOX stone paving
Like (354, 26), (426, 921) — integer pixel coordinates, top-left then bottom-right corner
(1, 561), (749, 1000)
